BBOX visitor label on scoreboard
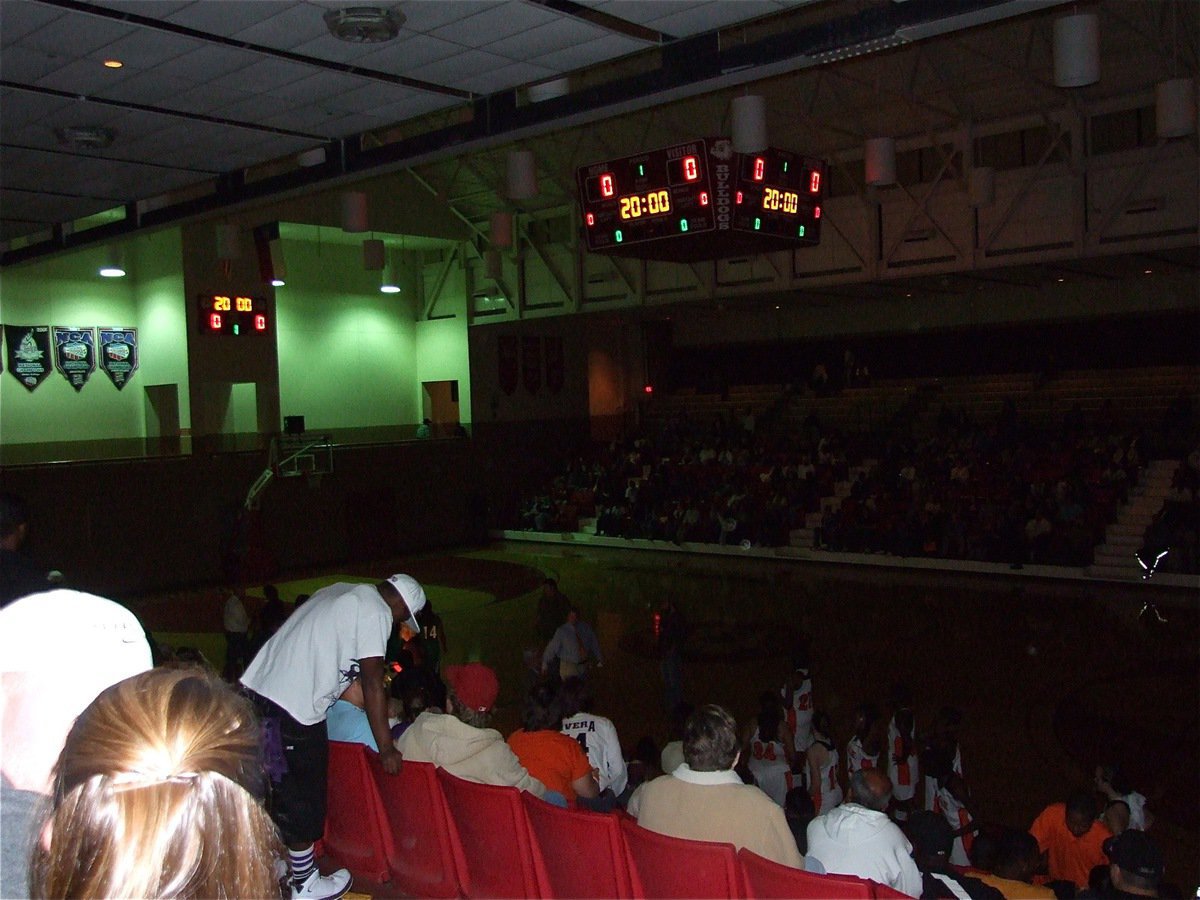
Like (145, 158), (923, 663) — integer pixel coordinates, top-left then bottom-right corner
(98, 327), (139, 390)
(53, 326), (97, 392)
(4, 324), (52, 392)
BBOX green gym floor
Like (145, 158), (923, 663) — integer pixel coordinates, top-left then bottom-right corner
(127, 542), (1199, 895)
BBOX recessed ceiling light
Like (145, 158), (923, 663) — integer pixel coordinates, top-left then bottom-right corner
(380, 284), (401, 294)
(271, 278), (286, 287)
(1057, 277), (1064, 282)
(99, 266), (125, 278)
(1143, 269), (1152, 275)
(103, 59), (123, 69)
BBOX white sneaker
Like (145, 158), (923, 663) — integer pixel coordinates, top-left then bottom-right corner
(291, 867), (352, 900)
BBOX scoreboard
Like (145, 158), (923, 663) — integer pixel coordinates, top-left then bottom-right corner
(577, 138), (825, 260)
(197, 294), (271, 336)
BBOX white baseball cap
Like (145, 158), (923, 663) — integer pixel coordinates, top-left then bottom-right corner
(0, 589), (153, 709)
(386, 574), (427, 633)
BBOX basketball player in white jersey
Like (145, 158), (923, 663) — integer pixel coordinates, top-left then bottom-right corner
(886, 686), (919, 820)
(743, 691), (796, 806)
(845, 702), (883, 777)
(807, 711), (844, 815)
(924, 746), (977, 867)
(781, 651), (814, 760)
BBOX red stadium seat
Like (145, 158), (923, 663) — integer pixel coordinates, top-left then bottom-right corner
(436, 768), (541, 898)
(737, 848), (873, 898)
(619, 817), (740, 899)
(522, 792), (634, 899)
(367, 756), (462, 898)
(871, 881), (915, 898)
(322, 741), (392, 884)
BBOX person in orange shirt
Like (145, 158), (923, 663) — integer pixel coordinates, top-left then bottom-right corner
(508, 681), (598, 806)
(1029, 791), (1112, 890)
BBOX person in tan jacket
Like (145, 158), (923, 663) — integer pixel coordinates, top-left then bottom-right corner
(397, 662), (548, 799)
(633, 704), (804, 869)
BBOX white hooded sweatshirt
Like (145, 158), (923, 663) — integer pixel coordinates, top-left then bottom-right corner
(805, 803), (922, 897)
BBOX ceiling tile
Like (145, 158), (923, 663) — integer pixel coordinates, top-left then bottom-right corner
(640, 1), (781, 36)
(205, 56), (314, 95)
(269, 71), (372, 105)
(430, 3), (559, 49)
(21, 13), (136, 58)
(355, 34), (464, 73)
(0, 92), (71, 135)
(0, 3), (66, 48)
(165, 1), (293, 38)
(527, 32), (646, 71)
(485, 16), (610, 60)
(212, 93), (301, 125)
(83, 1), (194, 19)
(163, 45), (265, 82)
(0, 45), (62, 84)
(94, 70), (195, 107)
(332, 80), (418, 111)
(91, 28), (208, 69)
(402, 49), (510, 88)
(459, 61), (556, 94)
(160, 83), (258, 117)
(291, 31), (394, 65)
(232, 4), (330, 50)
(34, 58), (135, 96)
(398, 1), (504, 34)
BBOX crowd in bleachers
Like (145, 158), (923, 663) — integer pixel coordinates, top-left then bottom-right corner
(512, 374), (1200, 572)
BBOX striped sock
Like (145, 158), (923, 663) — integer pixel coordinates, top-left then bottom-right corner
(289, 845), (316, 889)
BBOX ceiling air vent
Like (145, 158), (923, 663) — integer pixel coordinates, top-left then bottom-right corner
(55, 126), (115, 150)
(323, 6), (405, 43)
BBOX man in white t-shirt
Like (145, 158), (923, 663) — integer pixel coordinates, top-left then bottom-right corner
(241, 574), (426, 900)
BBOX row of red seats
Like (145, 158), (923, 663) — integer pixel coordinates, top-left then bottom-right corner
(322, 740), (911, 899)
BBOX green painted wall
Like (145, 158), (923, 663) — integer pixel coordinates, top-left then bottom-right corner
(416, 313), (472, 424)
(275, 236), (421, 430)
(0, 230), (187, 446)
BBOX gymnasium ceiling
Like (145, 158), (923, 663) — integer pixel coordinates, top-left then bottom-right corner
(1, 0), (1197, 279)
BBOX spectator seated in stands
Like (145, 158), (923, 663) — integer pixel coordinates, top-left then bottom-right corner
(396, 662), (550, 801)
(906, 811), (1003, 900)
(1079, 830), (1166, 899)
(327, 667), (402, 751)
(806, 768), (922, 897)
(1029, 790), (1112, 892)
(31, 667), (282, 899)
(507, 680), (597, 807)
(631, 704), (804, 869)
(970, 829), (1056, 899)
(1, 590), (154, 900)
(559, 676), (628, 807)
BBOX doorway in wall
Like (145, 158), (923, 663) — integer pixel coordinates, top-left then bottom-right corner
(422, 380), (460, 435)
(144, 383), (180, 451)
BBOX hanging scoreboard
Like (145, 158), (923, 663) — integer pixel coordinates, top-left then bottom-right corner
(577, 138), (825, 260)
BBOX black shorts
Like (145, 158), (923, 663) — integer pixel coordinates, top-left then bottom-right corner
(248, 691), (328, 845)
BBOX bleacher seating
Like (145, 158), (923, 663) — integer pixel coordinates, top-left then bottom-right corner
(332, 746), (933, 899)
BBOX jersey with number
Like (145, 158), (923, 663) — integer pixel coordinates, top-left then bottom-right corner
(887, 715), (919, 803)
(561, 712), (627, 796)
(934, 784), (973, 867)
(924, 744), (962, 811)
(748, 735), (793, 806)
(845, 736), (880, 775)
(782, 674), (814, 753)
(811, 740), (843, 814)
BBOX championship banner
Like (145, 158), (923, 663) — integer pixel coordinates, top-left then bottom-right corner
(498, 335), (519, 396)
(544, 335), (564, 394)
(53, 326), (97, 392)
(98, 327), (139, 390)
(522, 335), (542, 395)
(5, 324), (51, 392)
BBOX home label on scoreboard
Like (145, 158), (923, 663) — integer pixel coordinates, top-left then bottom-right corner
(578, 138), (826, 261)
(196, 294), (271, 336)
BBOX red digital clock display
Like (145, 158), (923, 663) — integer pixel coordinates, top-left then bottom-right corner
(732, 148), (826, 244)
(197, 295), (271, 336)
(578, 140), (717, 250)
